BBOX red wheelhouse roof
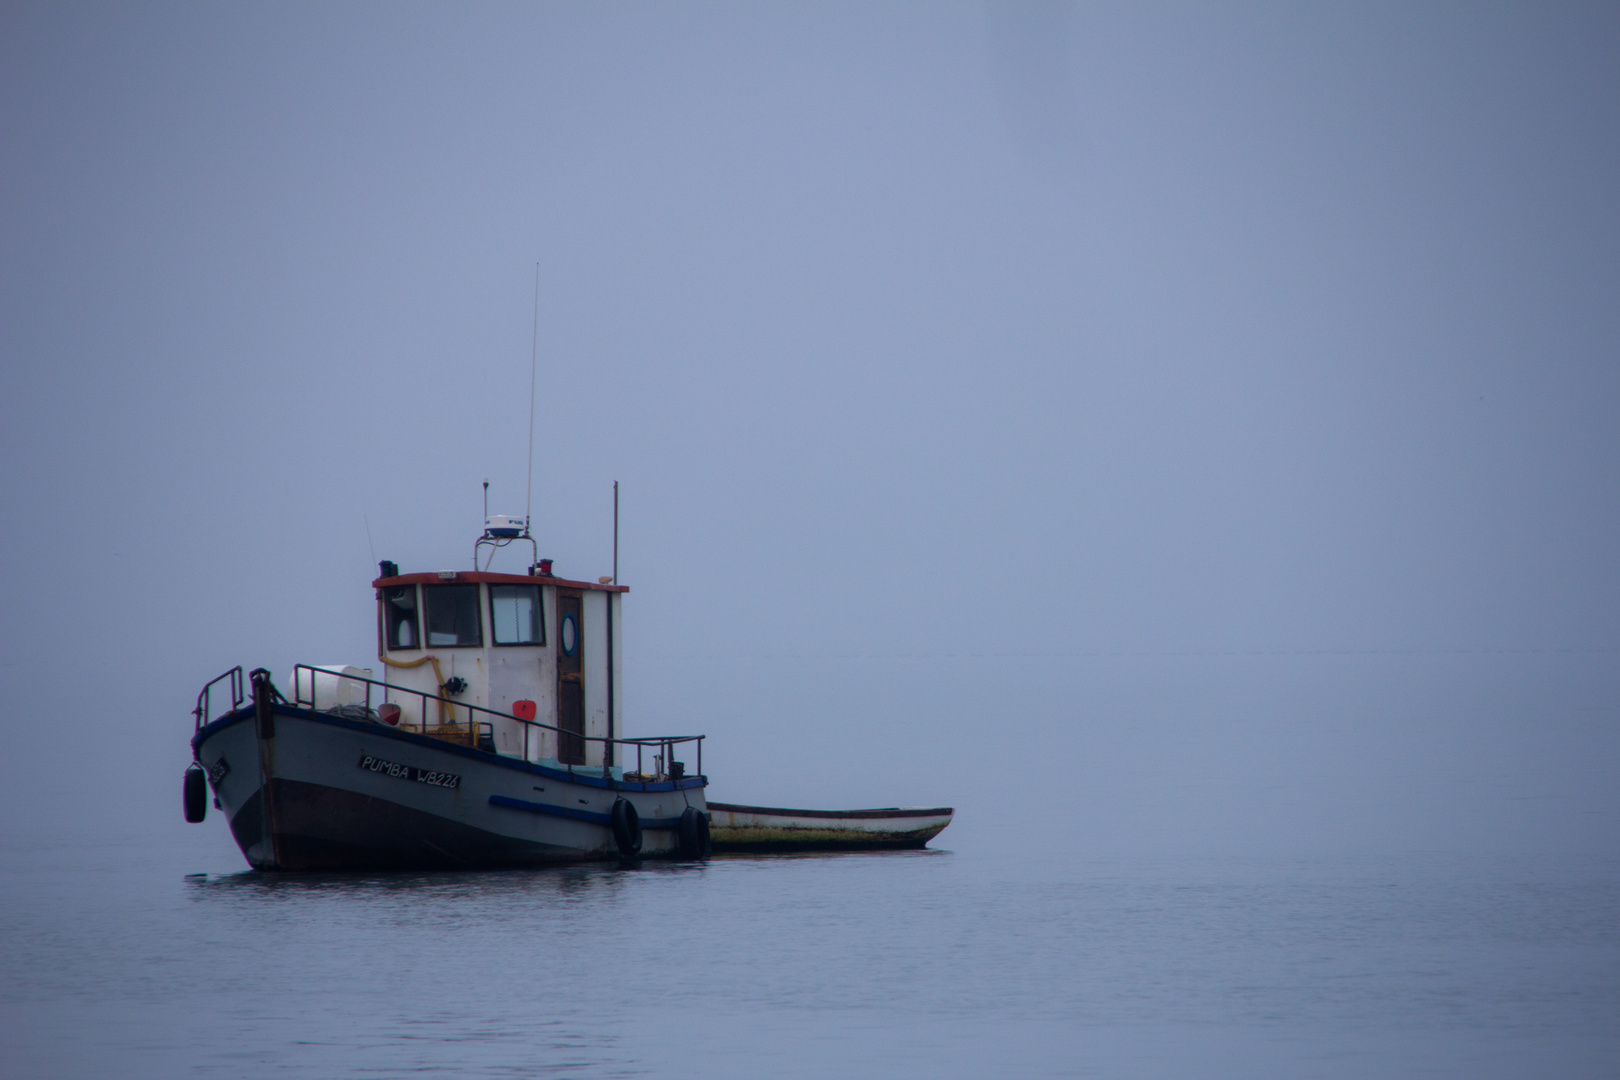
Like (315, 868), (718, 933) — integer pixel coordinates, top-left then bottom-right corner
(373, 571), (628, 593)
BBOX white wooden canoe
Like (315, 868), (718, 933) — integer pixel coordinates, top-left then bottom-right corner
(707, 801), (953, 852)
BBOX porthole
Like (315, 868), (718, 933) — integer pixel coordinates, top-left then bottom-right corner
(560, 612), (578, 656)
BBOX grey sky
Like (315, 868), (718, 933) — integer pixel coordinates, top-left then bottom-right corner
(2, 2), (1617, 857)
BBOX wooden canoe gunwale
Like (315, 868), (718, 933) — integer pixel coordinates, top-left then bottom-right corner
(705, 801), (952, 820)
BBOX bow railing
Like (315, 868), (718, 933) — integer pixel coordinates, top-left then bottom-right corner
(193, 666), (245, 734)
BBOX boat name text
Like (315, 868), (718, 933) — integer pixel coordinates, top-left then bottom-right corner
(357, 754), (461, 789)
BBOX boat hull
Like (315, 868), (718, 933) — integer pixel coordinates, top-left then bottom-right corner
(706, 801), (952, 852)
(194, 703), (708, 871)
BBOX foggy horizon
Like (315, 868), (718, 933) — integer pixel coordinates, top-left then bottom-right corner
(5, 6), (1620, 1077)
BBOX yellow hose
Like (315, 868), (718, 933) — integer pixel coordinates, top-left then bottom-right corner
(376, 653), (453, 728)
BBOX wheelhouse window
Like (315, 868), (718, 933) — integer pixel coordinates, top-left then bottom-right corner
(490, 584), (545, 646)
(382, 586), (418, 650)
(423, 584), (482, 647)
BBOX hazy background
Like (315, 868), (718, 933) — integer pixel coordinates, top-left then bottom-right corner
(3, 1), (1618, 862)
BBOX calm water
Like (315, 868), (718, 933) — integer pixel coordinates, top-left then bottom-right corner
(2, 829), (1616, 1078)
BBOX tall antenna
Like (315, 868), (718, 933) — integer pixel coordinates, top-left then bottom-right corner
(525, 262), (539, 535)
(612, 480), (619, 583)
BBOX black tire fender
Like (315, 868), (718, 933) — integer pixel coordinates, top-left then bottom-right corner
(184, 763), (208, 824)
(696, 808), (711, 859)
(611, 797), (642, 856)
(677, 805), (711, 860)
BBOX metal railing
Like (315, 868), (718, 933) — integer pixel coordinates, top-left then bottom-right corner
(193, 666), (245, 733)
(289, 664), (703, 781)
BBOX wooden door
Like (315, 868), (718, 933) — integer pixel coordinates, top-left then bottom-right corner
(556, 590), (585, 764)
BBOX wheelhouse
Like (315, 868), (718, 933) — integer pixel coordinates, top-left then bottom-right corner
(371, 566), (625, 771)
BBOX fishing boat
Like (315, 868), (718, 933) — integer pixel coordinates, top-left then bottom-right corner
(707, 802), (954, 852)
(185, 516), (713, 869)
(186, 508), (954, 868)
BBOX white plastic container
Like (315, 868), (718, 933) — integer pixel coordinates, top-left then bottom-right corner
(292, 665), (375, 710)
